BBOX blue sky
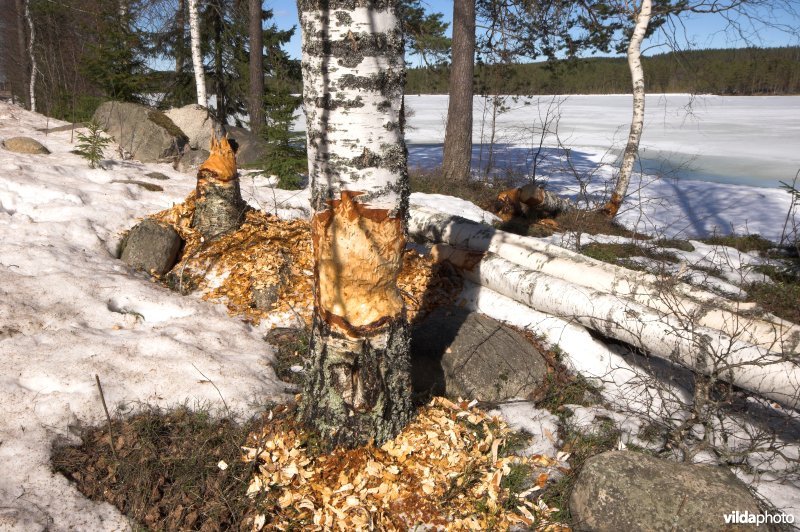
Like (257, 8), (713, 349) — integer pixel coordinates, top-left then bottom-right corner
(267, 0), (800, 61)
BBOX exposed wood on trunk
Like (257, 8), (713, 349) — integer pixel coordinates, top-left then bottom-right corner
(494, 183), (575, 221)
(192, 135), (247, 241)
(433, 243), (800, 410)
(442, 0), (476, 181)
(188, 0), (207, 107)
(409, 207), (800, 354)
(248, 0), (265, 136)
(312, 192), (405, 334)
(297, 0), (412, 448)
(602, 0), (652, 218)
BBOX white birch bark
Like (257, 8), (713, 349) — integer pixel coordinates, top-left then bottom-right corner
(409, 207), (800, 354)
(188, 0), (207, 107)
(297, 1), (411, 447)
(604, 0), (652, 217)
(434, 244), (800, 410)
(24, 0), (36, 113)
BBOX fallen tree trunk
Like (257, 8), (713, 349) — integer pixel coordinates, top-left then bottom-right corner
(409, 207), (800, 354)
(432, 244), (800, 410)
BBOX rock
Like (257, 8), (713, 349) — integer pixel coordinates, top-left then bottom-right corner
(111, 179), (164, 192)
(164, 104), (215, 150)
(145, 171), (171, 181)
(163, 105), (267, 166)
(227, 125), (267, 166)
(569, 450), (765, 532)
(411, 306), (548, 402)
(93, 101), (188, 163)
(120, 219), (182, 276)
(173, 149), (210, 174)
(2, 136), (50, 154)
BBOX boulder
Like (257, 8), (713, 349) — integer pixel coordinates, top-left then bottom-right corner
(569, 450), (765, 532)
(411, 306), (548, 402)
(2, 137), (50, 154)
(93, 101), (188, 163)
(227, 125), (267, 166)
(145, 171), (171, 181)
(163, 105), (267, 166)
(164, 104), (215, 150)
(174, 149), (210, 174)
(120, 219), (182, 276)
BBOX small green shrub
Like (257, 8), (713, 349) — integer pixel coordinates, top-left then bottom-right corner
(75, 121), (111, 169)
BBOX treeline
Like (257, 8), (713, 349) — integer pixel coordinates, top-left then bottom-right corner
(407, 47), (800, 96)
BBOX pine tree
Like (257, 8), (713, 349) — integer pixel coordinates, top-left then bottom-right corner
(75, 121), (111, 169)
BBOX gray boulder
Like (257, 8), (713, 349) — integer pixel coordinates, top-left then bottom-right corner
(164, 104), (215, 150)
(93, 101), (188, 163)
(411, 306), (548, 402)
(227, 125), (267, 166)
(163, 105), (266, 166)
(120, 219), (182, 276)
(173, 149), (210, 174)
(2, 136), (50, 154)
(569, 450), (765, 532)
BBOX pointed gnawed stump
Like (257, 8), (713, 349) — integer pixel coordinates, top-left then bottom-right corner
(191, 135), (248, 242)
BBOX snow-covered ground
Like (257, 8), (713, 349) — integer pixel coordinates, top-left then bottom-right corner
(1, 96), (798, 529)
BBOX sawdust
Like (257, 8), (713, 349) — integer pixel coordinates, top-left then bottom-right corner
(243, 397), (568, 531)
(149, 195), (461, 325)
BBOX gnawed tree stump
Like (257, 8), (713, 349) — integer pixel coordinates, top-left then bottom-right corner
(191, 134), (248, 242)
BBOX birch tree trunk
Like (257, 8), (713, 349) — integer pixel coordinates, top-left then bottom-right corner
(248, 0), (265, 136)
(188, 0), (207, 107)
(297, 0), (412, 448)
(24, 0), (36, 113)
(441, 0), (476, 181)
(602, 0), (651, 218)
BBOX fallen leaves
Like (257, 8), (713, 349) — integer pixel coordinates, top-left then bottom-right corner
(242, 398), (567, 531)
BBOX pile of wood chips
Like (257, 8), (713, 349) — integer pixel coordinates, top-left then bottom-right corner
(241, 397), (567, 531)
(150, 194), (461, 324)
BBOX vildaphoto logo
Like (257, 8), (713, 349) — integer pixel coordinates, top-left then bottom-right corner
(723, 510), (795, 526)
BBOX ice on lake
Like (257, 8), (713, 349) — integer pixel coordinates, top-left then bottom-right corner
(402, 94), (800, 189)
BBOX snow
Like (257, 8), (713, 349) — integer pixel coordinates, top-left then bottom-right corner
(402, 94), (799, 241)
(0, 103), (288, 530)
(1, 92), (798, 528)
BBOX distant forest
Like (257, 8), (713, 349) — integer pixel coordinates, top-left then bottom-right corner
(406, 47), (800, 96)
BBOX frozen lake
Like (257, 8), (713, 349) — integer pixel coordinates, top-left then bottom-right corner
(402, 94), (800, 189)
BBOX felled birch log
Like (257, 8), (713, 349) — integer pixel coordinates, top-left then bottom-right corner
(433, 244), (800, 410)
(409, 207), (800, 355)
